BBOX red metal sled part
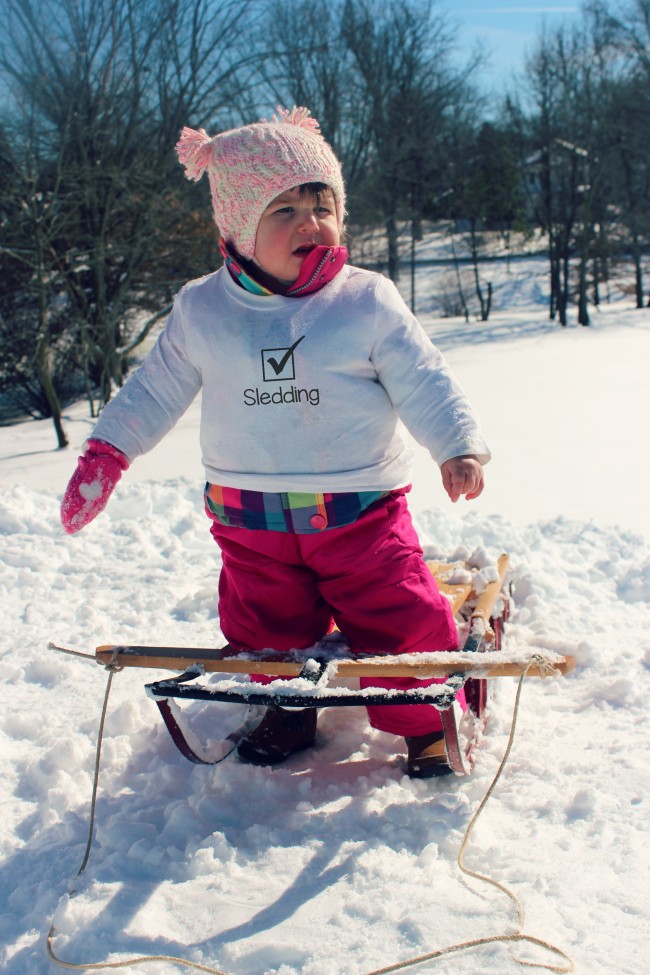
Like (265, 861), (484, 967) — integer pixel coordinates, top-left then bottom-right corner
(95, 554), (575, 775)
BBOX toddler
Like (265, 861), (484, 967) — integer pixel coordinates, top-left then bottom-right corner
(61, 107), (490, 778)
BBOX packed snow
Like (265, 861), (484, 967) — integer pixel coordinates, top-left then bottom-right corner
(1, 253), (649, 975)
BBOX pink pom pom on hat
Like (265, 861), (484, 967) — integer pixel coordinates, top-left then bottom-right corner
(176, 106), (346, 260)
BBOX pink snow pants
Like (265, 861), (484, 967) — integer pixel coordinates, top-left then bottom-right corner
(208, 492), (463, 736)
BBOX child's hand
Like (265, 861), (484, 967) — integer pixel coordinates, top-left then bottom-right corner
(61, 440), (130, 534)
(440, 455), (484, 503)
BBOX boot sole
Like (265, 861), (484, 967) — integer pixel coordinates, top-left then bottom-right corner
(236, 736), (317, 766)
(407, 759), (454, 779)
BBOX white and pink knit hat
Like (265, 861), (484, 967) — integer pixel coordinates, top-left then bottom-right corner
(176, 106), (346, 259)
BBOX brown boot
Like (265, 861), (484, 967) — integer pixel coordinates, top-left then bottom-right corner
(237, 706), (317, 766)
(405, 730), (452, 778)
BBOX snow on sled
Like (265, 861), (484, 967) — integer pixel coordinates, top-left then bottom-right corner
(95, 553), (575, 776)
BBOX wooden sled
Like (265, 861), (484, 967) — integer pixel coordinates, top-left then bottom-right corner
(95, 554), (575, 775)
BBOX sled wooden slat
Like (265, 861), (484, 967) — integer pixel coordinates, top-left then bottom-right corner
(95, 644), (575, 679)
(470, 553), (510, 628)
(426, 553), (510, 628)
(426, 562), (473, 616)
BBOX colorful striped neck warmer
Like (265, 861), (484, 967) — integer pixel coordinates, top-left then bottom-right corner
(219, 238), (348, 297)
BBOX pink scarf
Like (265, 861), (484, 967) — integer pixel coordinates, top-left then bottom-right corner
(220, 238), (348, 297)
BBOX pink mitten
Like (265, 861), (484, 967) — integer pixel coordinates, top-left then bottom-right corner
(61, 439), (130, 534)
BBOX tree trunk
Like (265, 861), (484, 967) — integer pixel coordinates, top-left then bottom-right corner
(450, 232), (470, 322)
(386, 214), (400, 282)
(469, 223), (491, 321)
(36, 335), (69, 448)
(410, 219), (417, 314)
(631, 234), (644, 309)
(592, 257), (600, 307)
(35, 231), (68, 448)
(549, 239), (560, 321)
(577, 235), (590, 326)
(558, 247), (570, 327)
(598, 223), (610, 302)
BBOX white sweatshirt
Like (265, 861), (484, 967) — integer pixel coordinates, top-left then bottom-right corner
(92, 264), (490, 492)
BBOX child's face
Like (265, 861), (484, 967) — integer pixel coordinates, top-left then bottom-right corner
(253, 186), (340, 284)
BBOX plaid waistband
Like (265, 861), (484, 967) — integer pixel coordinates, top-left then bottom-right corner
(204, 483), (392, 533)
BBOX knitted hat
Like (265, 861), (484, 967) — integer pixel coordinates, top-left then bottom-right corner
(176, 106), (346, 260)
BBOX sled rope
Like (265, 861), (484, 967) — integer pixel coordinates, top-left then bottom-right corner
(47, 649), (573, 975)
(49, 642), (97, 661)
(77, 651), (121, 877)
(47, 651), (232, 975)
(364, 655), (574, 975)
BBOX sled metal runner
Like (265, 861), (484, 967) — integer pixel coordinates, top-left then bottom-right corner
(94, 554), (576, 775)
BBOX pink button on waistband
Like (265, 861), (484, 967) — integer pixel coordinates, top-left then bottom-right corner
(310, 513), (327, 530)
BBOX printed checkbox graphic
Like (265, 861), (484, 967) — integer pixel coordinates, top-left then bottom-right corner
(261, 335), (305, 382)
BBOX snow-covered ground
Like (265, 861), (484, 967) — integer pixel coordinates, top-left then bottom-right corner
(1, 255), (649, 975)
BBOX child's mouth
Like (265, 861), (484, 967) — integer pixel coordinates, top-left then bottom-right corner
(293, 244), (316, 256)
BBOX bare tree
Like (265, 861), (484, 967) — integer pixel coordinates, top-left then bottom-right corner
(520, 24), (603, 326)
(257, 0), (372, 238)
(588, 0), (650, 308)
(0, 116), (76, 442)
(448, 122), (526, 321)
(0, 0), (270, 436)
(341, 0), (478, 281)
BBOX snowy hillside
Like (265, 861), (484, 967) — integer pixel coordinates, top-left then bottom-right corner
(1, 257), (649, 974)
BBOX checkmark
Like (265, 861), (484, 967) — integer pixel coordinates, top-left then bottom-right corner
(265, 335), (305, 376)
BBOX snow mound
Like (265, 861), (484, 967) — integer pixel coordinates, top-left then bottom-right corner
(1, 479), (649, 974)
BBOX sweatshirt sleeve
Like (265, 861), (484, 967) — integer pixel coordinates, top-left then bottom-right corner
(370, 277), (490, 466)
(91, 292), (202, 462)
